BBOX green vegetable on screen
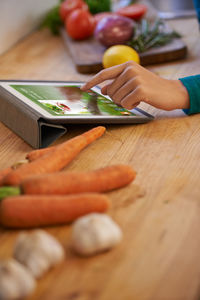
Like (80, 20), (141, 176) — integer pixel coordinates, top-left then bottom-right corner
(44, 103), (63, 113)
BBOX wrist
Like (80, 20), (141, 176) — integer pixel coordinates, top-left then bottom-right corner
(175, 80), (190, 109)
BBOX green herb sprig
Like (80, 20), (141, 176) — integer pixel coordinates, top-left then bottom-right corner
(127, 19), (182, 53)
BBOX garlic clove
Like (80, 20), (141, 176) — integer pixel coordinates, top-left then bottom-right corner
(71, 213), (123, 256)
(0, 259), (36, 300)
(13, 230), (65, 279)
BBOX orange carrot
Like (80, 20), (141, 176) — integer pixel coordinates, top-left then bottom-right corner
(3, 126), (106, 186)
(0, 167), (12, 187)
(26, 146), (56, 162)
(0, 165), (136, 200)
(26, 126), (106, 162)
(21, 164), (136, 195)
(0, 161), (28, 187)
(0, 193), (110, 228)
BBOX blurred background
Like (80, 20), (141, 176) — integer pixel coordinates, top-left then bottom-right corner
(149, 0), (195, 19)
(0, 0), (57, 55)
(0, 0), (196, 55)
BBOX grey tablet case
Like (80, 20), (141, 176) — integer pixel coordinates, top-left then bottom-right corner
(0, 80), (153, 149)
(0, 80), (67, 148)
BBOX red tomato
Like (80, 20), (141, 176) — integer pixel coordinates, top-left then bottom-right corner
(59, 0), (88, 22)
(116, 4), (147, 21)
(66, 9), (95, 40)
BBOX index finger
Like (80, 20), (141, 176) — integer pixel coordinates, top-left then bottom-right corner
(81, 63), (127, 91)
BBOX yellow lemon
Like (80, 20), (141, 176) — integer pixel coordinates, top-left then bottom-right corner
(102, 45), (140, 68)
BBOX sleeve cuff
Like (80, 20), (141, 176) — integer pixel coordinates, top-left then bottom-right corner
(179, 75), (200, 115)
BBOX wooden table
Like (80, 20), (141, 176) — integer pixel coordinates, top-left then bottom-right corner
(0, 17), (200, 300)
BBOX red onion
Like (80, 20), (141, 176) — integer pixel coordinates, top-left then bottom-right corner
(94, 15), (135, 47)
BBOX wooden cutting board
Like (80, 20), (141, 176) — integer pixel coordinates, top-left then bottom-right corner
(61, 28), (187, 74)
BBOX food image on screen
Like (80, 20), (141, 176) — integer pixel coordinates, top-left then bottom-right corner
(10, 84), (136, 116)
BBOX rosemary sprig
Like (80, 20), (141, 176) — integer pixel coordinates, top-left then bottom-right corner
(127, 19), (182, 53)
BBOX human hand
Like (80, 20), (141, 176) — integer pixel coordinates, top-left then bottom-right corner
(81, 61), (190, 111)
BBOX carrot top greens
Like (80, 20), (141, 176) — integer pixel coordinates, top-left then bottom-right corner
(0, 187), (20, 200)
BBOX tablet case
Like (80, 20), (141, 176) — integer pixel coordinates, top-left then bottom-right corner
(0, 82), (67, 149)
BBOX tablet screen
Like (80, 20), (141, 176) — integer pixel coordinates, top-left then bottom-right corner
(0, 81), (153, 123)
(1, 82), (138, 116)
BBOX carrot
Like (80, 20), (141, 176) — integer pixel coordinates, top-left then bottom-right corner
(21, 164), (135, 196)
(26, 146), (56, 162)
(0, 193), (110, 228)
(0, 164), (136, 200)
(3, 126), (106, 186)
(0, 160), (28, 187)
(26, 126), (106, 162)
(0, 167), (12, 187)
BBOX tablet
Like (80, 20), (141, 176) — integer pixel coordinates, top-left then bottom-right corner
(0, 80), (154, 124)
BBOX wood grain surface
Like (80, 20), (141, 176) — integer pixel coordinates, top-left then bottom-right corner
(0, 17), (200, 300)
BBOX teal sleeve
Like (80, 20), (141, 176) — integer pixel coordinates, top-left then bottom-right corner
(179, 75), (200, 115)
(193, 0), (200, 24)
